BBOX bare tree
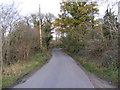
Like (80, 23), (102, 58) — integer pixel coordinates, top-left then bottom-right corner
(0, 2), (20, 36)
(0, 24), (2, 90)
(0, 2), (21, 66)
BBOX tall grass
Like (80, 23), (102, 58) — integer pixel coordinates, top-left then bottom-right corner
(74, 56), (118, 86)
(2, 51), (51, 88)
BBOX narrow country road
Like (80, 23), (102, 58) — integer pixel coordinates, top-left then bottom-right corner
(14, 48), (94, 88)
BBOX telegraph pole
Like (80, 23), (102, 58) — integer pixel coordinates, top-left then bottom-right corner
(39, 4), (43, 51)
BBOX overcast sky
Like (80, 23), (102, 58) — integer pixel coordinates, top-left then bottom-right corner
(0, 0), (119, 18)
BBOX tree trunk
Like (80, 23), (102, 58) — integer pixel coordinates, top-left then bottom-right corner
(0, 25), (3, 89)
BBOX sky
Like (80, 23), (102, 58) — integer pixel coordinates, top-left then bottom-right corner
(0, 0), (119, 18)
(0, 0), (62, 17)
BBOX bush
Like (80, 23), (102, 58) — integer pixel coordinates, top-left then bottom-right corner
(3, 23), (40, 65)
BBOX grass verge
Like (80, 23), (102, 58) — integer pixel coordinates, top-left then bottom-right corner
(73, 55), (118, 87)
(2, 51), (51, 88)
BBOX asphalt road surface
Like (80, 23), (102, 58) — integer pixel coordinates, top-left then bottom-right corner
(14, 48), (94, 88)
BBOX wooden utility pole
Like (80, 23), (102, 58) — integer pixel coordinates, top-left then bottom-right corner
(39, 4), (43, 51)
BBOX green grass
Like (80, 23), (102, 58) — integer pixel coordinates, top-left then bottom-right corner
(0, 78), (2, 89)
(2, 51), (51, 88)
(73, 55), (118, 86)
